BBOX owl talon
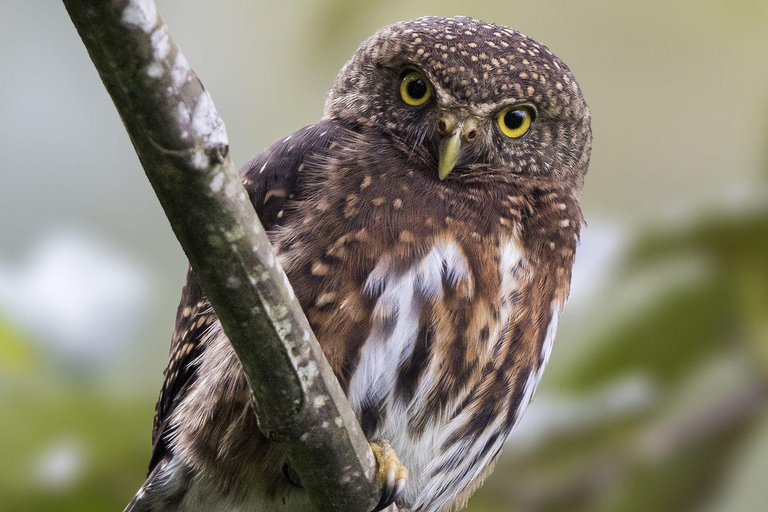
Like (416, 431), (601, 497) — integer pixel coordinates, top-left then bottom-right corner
(389, 478), (406, 506)
(370, 441), (408, 511)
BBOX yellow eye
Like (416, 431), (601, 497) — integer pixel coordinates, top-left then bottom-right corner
(400, 71), (433, 106)
(497, 107), (533, 138)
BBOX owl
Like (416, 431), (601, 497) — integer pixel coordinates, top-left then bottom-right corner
(127, 15), (591, 512)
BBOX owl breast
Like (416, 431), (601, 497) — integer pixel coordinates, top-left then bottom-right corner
(307, 233), (553, 510)
(265, 133), (575, 510)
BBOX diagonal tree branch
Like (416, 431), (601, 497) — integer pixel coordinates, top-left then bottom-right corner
(61, 1), (379, 510)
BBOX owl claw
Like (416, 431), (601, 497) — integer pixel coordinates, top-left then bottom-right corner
(389, 478), (406, 506)
(370, 441), (408, 511)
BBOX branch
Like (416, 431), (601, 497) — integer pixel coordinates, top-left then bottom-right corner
(61, 1), (378, 510)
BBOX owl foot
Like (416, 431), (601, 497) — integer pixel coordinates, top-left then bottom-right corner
(370, 440), (408, 511)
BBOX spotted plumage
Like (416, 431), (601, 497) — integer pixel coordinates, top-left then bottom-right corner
(128, 16), (590, 512)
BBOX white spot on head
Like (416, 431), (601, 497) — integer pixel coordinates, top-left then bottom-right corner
(121, 0), (157, 33)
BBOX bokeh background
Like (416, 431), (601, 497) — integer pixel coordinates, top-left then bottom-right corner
(2, 1), (768, 511)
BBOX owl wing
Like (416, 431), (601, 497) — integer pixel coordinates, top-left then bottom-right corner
(147, 119), (345, 474)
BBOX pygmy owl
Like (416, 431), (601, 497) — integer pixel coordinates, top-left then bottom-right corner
(127, 15), (591, 512)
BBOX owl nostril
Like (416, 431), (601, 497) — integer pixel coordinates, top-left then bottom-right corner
(465, 129), (478, 141)
(438, 120), (448, 133)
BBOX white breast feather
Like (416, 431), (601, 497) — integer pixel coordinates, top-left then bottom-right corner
(349, 241), (471, 500)
(349, 236), (563, 512)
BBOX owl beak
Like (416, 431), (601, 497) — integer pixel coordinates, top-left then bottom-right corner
(438, 130), (461, 180)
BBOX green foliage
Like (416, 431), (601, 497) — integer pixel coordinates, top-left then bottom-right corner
(0, 315), (36, 373)
(566, 278), (732, 390)
(0, 373), (152, 512)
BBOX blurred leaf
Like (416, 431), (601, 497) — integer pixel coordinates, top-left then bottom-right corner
(709, 411), (768, 511)
(599, 402), (760, 512)
(0, 374), (153, 512)
(567, 208), (768, 391)
(565, 277), (732, 391)
(308, 0), (378, 49)
(0, 314), (36, 372)
(626, 210), (768, 269)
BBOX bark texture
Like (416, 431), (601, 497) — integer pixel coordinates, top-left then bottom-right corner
(61, 1), (379, 510)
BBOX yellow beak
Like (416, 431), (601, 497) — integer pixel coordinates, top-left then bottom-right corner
(438, 130), (461, 180)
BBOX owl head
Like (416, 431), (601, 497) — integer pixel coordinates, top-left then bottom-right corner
(324, 16), (591, 191)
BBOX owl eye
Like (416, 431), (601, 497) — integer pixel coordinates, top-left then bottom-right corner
(497, 106), (534, 139)
(400, 71), (433, 106)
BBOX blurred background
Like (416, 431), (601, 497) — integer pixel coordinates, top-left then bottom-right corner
(1, 0), (767, 511)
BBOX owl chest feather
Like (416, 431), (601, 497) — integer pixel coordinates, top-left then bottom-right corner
(266, 159), (579, 509)
(350, 238), (525, 501)
(279, 225), (550, 509)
